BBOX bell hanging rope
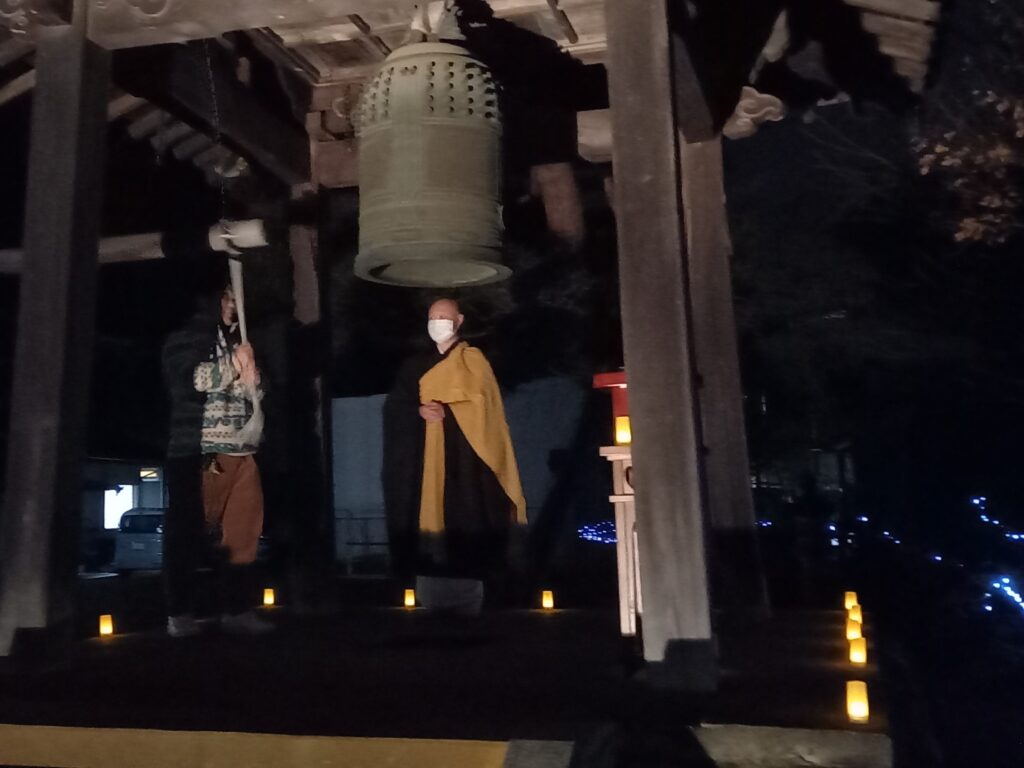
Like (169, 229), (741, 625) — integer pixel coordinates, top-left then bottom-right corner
(354, 41), (507, 287)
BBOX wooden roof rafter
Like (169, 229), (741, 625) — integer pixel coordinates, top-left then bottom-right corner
(845, 0), (939, 24)
(0, 32), (33, 68)
(245, 0), (941, 105)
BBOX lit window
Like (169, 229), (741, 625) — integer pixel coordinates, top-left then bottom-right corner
(104, 486), (135, 529)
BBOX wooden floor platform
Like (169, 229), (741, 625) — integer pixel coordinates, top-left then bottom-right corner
(0, 602), (887, 766)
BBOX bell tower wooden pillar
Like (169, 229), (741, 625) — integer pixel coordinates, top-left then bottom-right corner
(0, 3), (109, 655)
(604, 0), (716, 689)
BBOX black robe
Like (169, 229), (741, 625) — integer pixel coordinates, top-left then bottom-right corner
(382, 343), (513, 579)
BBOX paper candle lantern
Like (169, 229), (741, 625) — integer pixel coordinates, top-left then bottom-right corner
(614, 416), (632, 445)
(844, 591), (858, 610)
(263, 588), (275, 607)
(542, 590), (555, 610)
(847, 680), (870, 723)
(848, 604), (863, 623)
(99, 614), (114, 636)
(404, 588), (416, 608)
(849, 637), (867, 666)
(846, 617), (863, 641)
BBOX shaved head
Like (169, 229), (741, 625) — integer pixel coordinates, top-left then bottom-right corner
(428, 298), (461, 321)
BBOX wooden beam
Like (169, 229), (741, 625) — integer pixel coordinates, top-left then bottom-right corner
(272, 0), (602, 47)
(291, 218), (321, 325)
(843, 0), (939, 23)
(0, 70), (36, 108)
(0, 0), (68, 36)
(347, 14), (392, 58)
(86, 0), (415, 49)
(670, 0), (786, 140)
(171, 131), (216, 161)
(272, 23), (367, 48)
(293, 44), (345, 82)
(0, 37), (33, 67)
(0, 233), (164, 274)
(150, 120), (195, 153)
(115, 43), (310, 185)
(105, 92), (146, 121)
(892, 56), (927, 82)
(561, 34), (608, 65)
(545, 0), (579, 44)
(576, 108), (612, 162)
(311, 137), (358, 188)
(682, 137), (768, 616)
(530, 162), (585, 248)
(283, 187), (345, 612)
(876, 36), (932, 65)
(125, 107), (169, 139)
(859, 10), (936, 41)
(0, 12), (109, 655)
(247, 29), (322, 88)
(670, 20), (716, 143)
(605, 0), (715, 687)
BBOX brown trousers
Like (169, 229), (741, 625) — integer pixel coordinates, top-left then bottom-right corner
(202, 454), (263, 565)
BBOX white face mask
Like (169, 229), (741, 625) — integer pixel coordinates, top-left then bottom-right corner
(427, 318), (456, 344)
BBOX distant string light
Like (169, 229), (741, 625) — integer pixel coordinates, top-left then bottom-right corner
(970, 496), (1024, 543)
(859, 497), (1020, 620)
(990, 576), (1024, 615)
(578, 522), (617, 544)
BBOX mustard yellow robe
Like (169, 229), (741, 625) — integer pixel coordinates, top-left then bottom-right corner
(382, 341), (525, 578)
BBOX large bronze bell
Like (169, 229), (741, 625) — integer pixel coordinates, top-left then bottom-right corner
(355, 42), (508, 287)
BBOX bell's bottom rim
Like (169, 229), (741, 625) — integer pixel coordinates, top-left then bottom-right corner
(354, 249), (511, 288)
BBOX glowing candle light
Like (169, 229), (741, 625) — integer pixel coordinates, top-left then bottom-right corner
(847, 681), (870, 724)
(846, 617), (863, 641)
(404, 588), (416, 608)
(99, 614), (114, 636)
(848, 604), (863, 623)
(263, 588), (275, 607)
(844, 591), (858, 610)
(614, 416), (632, 445)
(849, 637), (867, 666)
(542, 590), (555, 610)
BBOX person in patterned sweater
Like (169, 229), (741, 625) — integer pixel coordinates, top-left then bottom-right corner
(162, 284), (271, 637)
(193, 285), (272, 635)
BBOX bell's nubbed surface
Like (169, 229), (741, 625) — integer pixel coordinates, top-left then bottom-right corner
(356, 42), (507, 287)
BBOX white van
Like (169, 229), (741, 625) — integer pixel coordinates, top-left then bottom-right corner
(112, 508), (164, 573)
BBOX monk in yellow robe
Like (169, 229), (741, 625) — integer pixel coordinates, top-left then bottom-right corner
(383, 298), (526, 615)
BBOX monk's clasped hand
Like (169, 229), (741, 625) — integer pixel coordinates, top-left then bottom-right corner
(419, 402), (445, 422)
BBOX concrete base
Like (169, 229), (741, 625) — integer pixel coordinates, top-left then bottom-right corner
(640, 638), (719, 693)
(693, 724), (892, 768)
(503, 740), (573, 768)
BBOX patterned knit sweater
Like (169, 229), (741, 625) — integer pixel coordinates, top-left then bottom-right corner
(194, 325), (263, 455)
